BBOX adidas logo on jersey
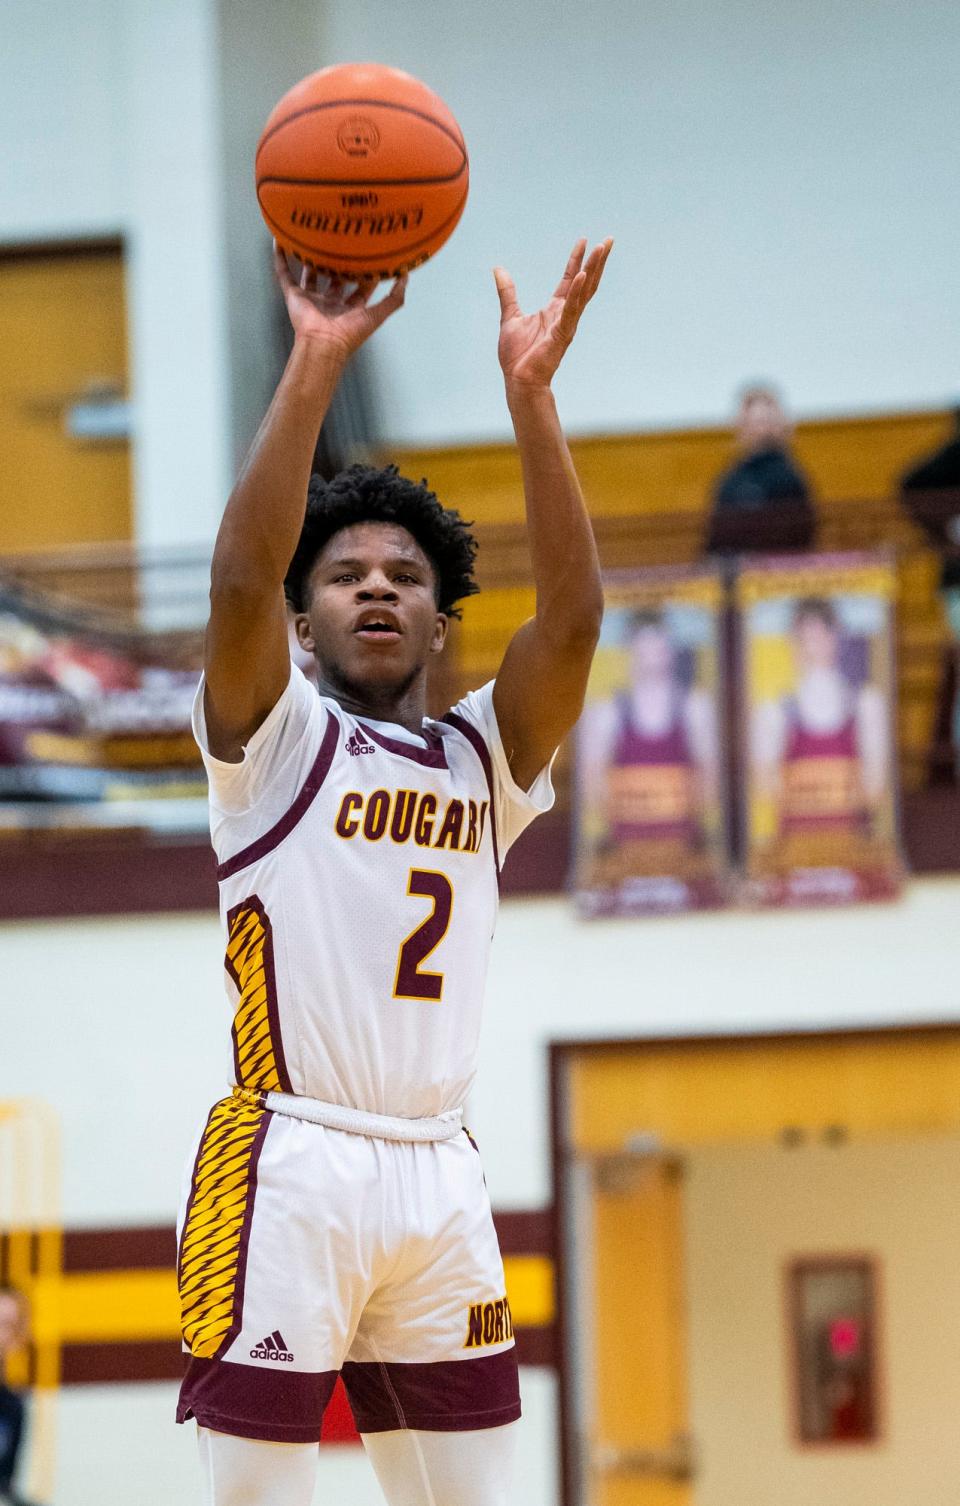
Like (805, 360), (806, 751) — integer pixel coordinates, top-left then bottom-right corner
(250, 1330), (295, 1363)
(346, 730), (375, 756)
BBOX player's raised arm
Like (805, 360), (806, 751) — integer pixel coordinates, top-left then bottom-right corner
(491, 239), (612, 790)
(203, 249), (407, 762)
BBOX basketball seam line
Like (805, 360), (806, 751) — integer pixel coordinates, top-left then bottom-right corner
(256, 97), (467, 162)
(258, 185), (469, 266)
(257, 171), (467, 188)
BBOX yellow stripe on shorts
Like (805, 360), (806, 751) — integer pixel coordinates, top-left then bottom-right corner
(178, 1095), (266, 1360)
(226, 901), (286, 1092)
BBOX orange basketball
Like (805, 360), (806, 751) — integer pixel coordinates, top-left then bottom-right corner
(255, 63), (469, 280)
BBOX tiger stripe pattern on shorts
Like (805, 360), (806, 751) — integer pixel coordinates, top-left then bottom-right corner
(225, 897), (291, 1093)
(178, 1095), (268, 1360)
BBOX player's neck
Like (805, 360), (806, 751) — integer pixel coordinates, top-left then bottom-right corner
(316, 667), (429, 734)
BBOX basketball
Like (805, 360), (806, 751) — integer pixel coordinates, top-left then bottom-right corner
(255, 63), (469, 280)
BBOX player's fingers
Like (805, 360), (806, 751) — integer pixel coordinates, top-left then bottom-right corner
(552, 238), (587, 299)
(558, 270), (588, 338)
(582, 237), (614, 302)
(493, 267), (521, 322)
(346, 276), (379, 308)
(368, 273), (408, 326)
(272, 241), (294, 291)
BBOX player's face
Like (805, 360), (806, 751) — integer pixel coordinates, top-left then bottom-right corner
(794, 615), (839, 671)
(296, 522), (448, 693)
(630, 626), (674, 681)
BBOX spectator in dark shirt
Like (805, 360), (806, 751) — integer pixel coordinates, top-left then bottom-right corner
(706, 384), (816, 555)
(0, 1286), (39, 1506)
(900, 407), (960, 779)
(901, 407), (960, 587)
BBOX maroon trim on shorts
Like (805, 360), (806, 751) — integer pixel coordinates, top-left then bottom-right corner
(177, 1355), (340, 1443)
(357, 720), (449, 769)
(341, 1349), (521, 1434)
(441, 712), (501, 883)
(215, 711), (339, 880)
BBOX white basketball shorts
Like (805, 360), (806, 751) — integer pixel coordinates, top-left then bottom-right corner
(175, 1089), (519, 1441)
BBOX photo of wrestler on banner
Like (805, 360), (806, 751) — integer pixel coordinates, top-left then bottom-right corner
(574, 568), (730, 916)
(737, 553), (901, 906)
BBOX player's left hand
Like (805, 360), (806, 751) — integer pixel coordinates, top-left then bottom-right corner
(494, 237), (613, 389)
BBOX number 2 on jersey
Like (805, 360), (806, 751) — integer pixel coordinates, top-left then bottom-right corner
(393, 869), (453, 1001)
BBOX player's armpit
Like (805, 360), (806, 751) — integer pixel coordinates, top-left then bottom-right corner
(493, 614), (599, 792)
(202, 578), (291, 763)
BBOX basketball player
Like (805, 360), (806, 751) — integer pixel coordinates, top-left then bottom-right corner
(752, 596), (888, 837)
(176, 235), (611, 1506)
(581, 609), (719, 849)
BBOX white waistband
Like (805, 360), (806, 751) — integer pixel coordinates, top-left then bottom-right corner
(250, 1088), (464, 1143)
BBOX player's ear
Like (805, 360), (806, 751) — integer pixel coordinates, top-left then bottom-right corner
(430, 613), (449, 654)
(294, 612), (315, 654)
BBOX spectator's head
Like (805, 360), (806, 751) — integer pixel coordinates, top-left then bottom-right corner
(0, 1285), (28, 1358)
(792, 596), (841, 672)
(627, 609), (676, 683)
(735, 384), (792, 454)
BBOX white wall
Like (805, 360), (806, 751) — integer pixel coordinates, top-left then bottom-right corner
(320, 0), (960, 445)
(685, 1137), (960, 1505)
(0, 0), (125, 240)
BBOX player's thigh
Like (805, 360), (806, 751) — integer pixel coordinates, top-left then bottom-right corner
(343, 1134), (519, 1433)
(178, 1103), (372, 1443)
(361, 1421), (519, 1506)
(198, 1427), (318, 1506)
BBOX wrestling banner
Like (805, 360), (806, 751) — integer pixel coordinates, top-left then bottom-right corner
(573, 567), (731, 916)
(0, 583), (205, 809)
(735, 552), (901, 906)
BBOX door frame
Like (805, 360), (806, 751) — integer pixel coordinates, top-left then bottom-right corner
(549, 1020), (960, 1506)
(0, 236), (122, 264)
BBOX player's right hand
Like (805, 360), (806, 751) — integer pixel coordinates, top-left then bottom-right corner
(273, 243), (407, 362)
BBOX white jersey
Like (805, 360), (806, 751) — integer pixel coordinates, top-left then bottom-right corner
(193, 667), (553, 1118)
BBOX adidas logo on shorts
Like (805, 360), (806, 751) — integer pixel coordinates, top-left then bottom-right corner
(250, 1330), (295, 1363)
(346, 730), (375, 756)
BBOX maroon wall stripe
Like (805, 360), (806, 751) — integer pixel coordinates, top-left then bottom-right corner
(0, 788), (956, 921)
(63, 1226), (176, 1274)
(61, 1340), (186, 1386)
(513, 1326), (557, 1368)
(492, 1209), (554, 1257)
(60, 1212), (553, 1277)
(57, 1329), (555, 1387)
(216, 711), (339, 880)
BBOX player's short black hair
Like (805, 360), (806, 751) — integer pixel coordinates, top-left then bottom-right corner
(285, 464), (479, 619)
